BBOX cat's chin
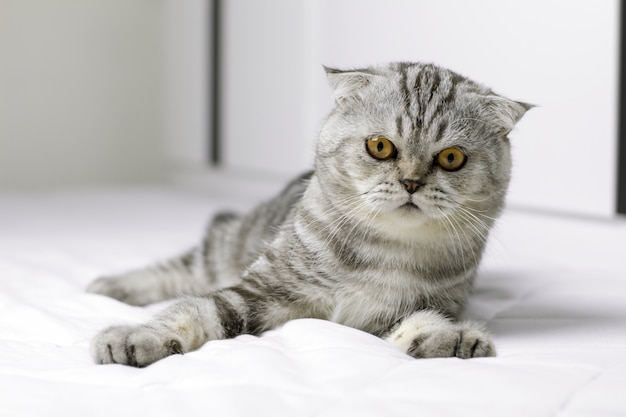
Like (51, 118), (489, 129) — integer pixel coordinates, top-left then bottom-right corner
(393, 203), (435, 227)
(370, 205), (439, 242)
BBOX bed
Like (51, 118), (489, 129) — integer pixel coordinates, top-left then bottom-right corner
(1, 186), (625, 416)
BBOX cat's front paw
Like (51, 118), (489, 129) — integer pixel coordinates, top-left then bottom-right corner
(91, 324), (183, 367)
(406, 324), (495, 359)
(385, 311), (495, 359)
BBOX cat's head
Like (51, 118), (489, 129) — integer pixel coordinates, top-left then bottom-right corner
(315, 62), (531, 240)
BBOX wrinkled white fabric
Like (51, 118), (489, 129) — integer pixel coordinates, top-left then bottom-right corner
(0, 188), (624, 417)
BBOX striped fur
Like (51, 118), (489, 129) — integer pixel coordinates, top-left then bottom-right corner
(88, 62), (530, 366)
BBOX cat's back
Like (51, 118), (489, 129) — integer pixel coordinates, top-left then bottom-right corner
(202, 171), (313, 286)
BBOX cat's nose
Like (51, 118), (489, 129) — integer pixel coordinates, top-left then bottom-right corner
(400, 179), (423, 194)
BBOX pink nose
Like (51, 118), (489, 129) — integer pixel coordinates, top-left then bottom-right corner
(400, 179), (423, 194)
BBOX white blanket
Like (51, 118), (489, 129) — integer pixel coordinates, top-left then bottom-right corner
(1, 188), (625, 417)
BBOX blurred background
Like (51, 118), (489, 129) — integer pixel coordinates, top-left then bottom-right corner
(0, 0), (622, 218)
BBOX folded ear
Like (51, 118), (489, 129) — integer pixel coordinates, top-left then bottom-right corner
(483, 95), (534, 135)
(324, 66), (375, 105)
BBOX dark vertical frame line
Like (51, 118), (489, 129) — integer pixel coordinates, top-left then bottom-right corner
(210, 0), (221, 165)
(618, 0), (626, 214)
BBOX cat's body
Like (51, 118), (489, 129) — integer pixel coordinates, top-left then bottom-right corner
(88, 62), (530, 366)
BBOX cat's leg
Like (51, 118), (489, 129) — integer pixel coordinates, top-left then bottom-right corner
(87, 249), (210, 306)
(87, 212), (248, 306)
(90, 285), (283, 366)
(384, 310), (495, 359)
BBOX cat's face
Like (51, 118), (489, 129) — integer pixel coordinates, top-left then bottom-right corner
(316, 63), (530, 239)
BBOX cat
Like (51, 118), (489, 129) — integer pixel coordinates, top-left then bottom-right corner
(88, 62), (531, 366)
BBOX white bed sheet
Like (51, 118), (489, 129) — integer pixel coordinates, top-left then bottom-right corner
(1, 187), (625, 417)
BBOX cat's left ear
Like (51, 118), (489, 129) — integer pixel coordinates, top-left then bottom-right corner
(324, 66), (374, 105)
(483, 95), (534, 135)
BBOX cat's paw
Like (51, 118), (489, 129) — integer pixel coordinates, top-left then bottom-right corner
(91, 324), (183, 367)
(88, 276), (130, 302)
(385, 311), (495, 359)
(87, 275), (152, 306)
(406, 323), (495, 359)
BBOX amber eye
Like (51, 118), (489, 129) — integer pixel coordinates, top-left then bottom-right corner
(437, 147), (467, 171)
(366, 137), (396, 160)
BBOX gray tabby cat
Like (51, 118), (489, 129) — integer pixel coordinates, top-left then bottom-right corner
(88, 62), (530, 366)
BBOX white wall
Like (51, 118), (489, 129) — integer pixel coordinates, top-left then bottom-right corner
(0, 0), (167, 190)
(3, 0), (619, 218)
(162, 0), (209, 169)
(220, 0), (319, 178)
(215, 0), (620, 217)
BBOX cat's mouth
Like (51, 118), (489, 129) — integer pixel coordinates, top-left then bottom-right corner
(399, 202), (421, 212)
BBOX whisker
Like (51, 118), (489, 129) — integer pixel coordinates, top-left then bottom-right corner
(437, 208), (466, 271)
(446, 211), (480, 272)
(454, 208), (489, 244)
(454, 204), (508, 267)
